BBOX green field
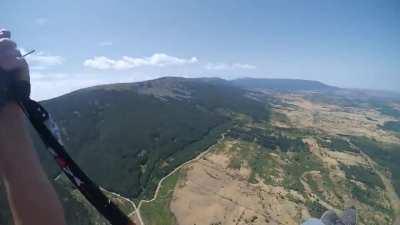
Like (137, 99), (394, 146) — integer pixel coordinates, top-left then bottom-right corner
(140, 172), (181, 225)
(349, 136), (400, 196)
(380, 121), (400, 133)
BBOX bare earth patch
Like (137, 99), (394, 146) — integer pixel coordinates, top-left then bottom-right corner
(166, 94), (400, 225)
(275, 94), (400, 143)
(170, 145), (310, 225)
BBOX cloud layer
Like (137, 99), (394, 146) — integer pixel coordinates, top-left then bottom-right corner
(20, 49), (64, 70)
(28, 53), (64, 68)
(84, 53), (198, 70)
(205, 63), (256, 70)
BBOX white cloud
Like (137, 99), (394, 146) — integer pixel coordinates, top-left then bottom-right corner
(204, 63), (229, 70)
(83, 53), (198, 70)
(30, 72), (106, 100)
(205, 63), (256, 70)
(232, 63), (256, 69)
(28, 53), (64, 68)
(99, 41), (113, 47)
(29, 71), (157, 100)
(20, 49), (64, 70)
(31, 71), (69, 81)
(35, 18), (48, 26)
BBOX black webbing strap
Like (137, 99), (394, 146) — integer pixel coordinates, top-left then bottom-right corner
(20, 99), (133, 225)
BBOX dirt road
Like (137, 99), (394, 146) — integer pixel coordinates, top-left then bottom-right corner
(132, 133), (226, 225)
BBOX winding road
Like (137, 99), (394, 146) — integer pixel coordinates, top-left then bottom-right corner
(80, 133), (399, 225)
(129, 133), (226, 225)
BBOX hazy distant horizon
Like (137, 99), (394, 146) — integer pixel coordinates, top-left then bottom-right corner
(35, 75), (399, 101)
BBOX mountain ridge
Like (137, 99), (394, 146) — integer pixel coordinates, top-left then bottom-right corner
(43, 77), (337, 103)
(41, 76), (400, 104)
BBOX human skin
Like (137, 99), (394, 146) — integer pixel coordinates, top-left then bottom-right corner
(0, 102), (67, 225)
(0, 28), (134, 225)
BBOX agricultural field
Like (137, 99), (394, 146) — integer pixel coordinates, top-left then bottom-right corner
(145, 91), (400, 225)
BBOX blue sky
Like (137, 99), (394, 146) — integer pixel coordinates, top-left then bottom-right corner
(1, 0), (399, 99)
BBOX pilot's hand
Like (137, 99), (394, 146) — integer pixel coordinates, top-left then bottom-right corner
(0, 29), (30, 104)
(0, 29), (30, 158)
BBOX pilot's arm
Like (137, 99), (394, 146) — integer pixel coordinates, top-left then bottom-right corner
(0, 29), (67, 225)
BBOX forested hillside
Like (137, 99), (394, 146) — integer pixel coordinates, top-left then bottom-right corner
(0, 77), (270, 225)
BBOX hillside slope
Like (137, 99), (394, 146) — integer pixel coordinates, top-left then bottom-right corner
(0, 77), (270, 225)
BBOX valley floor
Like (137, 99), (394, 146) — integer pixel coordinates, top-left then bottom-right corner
(134, 93), (400, 225)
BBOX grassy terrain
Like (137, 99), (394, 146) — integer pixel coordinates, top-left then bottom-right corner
(380, 121), (400, 133)
(340, 164), (384, 189)
(304, 92), (363, 108)
(225, 131), (336, 216)
(304, 91), (400, 120)
(226, 123), (314, 192)
(138, 122), (232, 199)
(305, 200), (327, 218)
(346, 181), (392, 215)
(227, 126), (308, 153)
(339, 164), (393, 216)
(348, 136), (400, 196)
(226, 125), (326, 195)
(226, 140), (280, 185)
(224, 119), (397, 224)
(284, 152), (326, 193)
(140, 171), (181, 225)
(317, 136), (357, 153)
(369, 100), (400, 119)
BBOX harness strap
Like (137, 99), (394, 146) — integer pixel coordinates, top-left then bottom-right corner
(20, 99), (133, 225)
